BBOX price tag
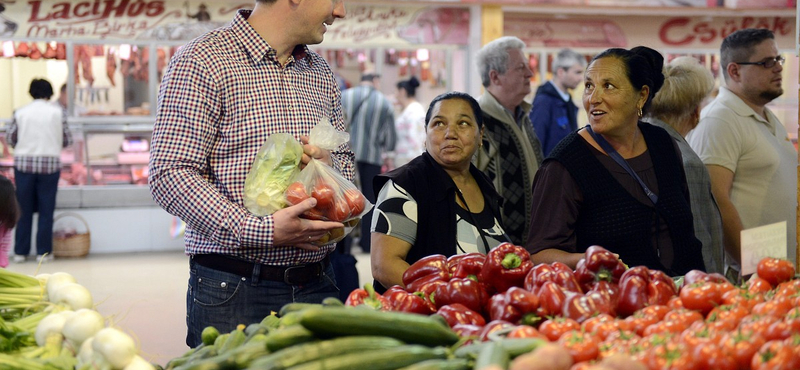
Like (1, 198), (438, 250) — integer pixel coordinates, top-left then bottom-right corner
(740, 221), (787, 276)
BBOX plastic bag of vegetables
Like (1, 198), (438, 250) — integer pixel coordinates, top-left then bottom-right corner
(283, 119), (372, 245)
(243, 133), (303, 216)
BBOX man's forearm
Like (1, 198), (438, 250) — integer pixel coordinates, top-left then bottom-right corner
(716, 197), (743, 264)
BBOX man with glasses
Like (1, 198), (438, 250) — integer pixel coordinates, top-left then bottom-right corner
(687, 28), (797, 278)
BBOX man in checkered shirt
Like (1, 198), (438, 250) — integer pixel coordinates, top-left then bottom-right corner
(149, 0), (352, 347)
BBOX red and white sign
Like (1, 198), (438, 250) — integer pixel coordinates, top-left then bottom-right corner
(505, 12), (796, 50)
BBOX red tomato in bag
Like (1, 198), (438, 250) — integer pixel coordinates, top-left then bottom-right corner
(311, 182), (335, 210)
(330, 199), (351, 222)
(285, 181), (309, 205)
(344, 189), (366, 216)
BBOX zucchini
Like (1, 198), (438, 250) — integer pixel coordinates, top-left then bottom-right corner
(246, 336), (404, 370)
(299, 307), (460, 347)
(263, 324), (317, 352)
(454, 338), (544, 359)
(473, 341), (508, 370)
(285, 345), (448, 370)
(397, 358), (472, 370)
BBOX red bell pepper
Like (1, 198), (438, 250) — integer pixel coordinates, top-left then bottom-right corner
(402, 254), (449, 289)
(574, 245), (627, 292)
(383, 285), (434, 315)
(479, 242), (534, 293)
(551, 261), (584, 294)
(537, 280), (567, 317)
(451, 253), (486, 280)
(616, 266), (677, 317)
(487, 287), (541, 326)
(344, 283), (391, 311)
(405, 273), (448, 294)
(433, 277), (488, 314)
(562, 291), (614, 323)
(682, 269), (729, 288)
(524, 263), (556, 293)
(437, 303), (487, 327)
(479, 319), (515, 341)
(589, 280), (619, 316)
(452, 323), (484, 341)
(647, 269), (677, 306)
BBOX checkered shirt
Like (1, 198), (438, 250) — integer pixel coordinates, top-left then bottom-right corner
(149, 10), (354, 266)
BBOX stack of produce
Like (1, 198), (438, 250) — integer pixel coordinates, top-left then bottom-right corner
(0, 269), (155, 370)
(164, 298), (475, 370)
(348, 243), (800, 370)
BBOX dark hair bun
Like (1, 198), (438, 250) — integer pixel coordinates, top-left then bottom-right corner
(631, 46), (664, 95)
(407, 76), (420, 88)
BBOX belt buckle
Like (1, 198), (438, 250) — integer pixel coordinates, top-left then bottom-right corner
(283, 262), (322, 285)
(284, 265), (306, 285)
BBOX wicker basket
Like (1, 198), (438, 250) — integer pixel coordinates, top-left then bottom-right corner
(52, 212), (91, 258)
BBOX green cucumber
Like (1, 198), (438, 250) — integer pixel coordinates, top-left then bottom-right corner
(201, 327), (220, 346)
(263, 324), (317, 352)
(218, 327), (246, 354)
(284, 345), (448, 370)
(299, 306), (459, 347)
(454, 338), (544, 359)
(278, 303), (322, 317)
(321, 297), (344, 306)
(260, 313), (281, 329)
(397, 358), (472, 370)
(246, 336), (404, 370)
(473, 341), (508, 370)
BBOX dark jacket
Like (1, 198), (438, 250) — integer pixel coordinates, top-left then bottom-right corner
(530, 81), (579, 157)
(548, 123), (704, 276)
(372, 152), (503, 292)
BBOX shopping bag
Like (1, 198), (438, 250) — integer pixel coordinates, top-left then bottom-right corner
(283, 118), (373, 245)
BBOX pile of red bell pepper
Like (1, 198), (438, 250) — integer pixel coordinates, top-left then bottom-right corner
(343, 243), (682, 343)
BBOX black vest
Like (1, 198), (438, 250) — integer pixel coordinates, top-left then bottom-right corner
(372, 152), (503, 292)
(548, 123), (704, 276)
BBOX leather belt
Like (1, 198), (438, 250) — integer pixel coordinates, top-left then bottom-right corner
(192, 254), (329, 285)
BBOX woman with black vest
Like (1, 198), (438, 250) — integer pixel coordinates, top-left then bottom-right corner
(370, 92), (508, 292)
(525, 47), (704, 276)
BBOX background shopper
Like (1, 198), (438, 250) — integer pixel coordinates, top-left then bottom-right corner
(6, 78), (72, 264)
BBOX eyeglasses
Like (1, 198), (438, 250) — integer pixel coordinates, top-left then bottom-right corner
(736, 56), (785, 69)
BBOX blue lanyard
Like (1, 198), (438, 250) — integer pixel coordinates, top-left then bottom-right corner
(586, 126), (658, 205)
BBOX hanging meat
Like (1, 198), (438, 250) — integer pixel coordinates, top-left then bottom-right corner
(43, 42), (57, 59)
(93, 45), (104, 57)
(14, 42), (29, 57)
(156, 48), (166, 80)
(73, 45), (82, 85)
(79, 45), (94, 86)
(106, 48), (117, 87)
(28, 43), (42, 60)
(120, 58), (131, 79)
(135, 47), (149, 82)
(55, 43), (66, 60)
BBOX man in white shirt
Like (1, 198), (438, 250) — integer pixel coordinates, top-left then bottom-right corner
(687, 28), (797, 272)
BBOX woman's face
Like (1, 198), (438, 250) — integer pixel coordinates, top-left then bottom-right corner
(425, 98), (482, 170)
(582, 57), (648, 136)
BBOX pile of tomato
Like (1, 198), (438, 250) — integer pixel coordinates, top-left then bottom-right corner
(347, 243), (800, 370)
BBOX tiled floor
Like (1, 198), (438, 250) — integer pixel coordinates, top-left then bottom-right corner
(5, 249), (373, 367)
